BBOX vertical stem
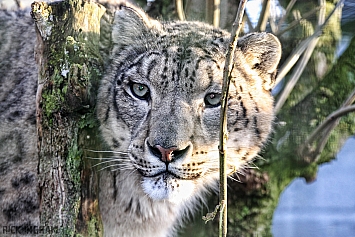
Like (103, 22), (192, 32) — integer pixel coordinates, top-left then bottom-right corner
(175, 0), (186, 21)
(255, 0), (271, 32)
(213, 0), (220, 27)
(219, 1), (248, 236)
(276, 0), (297, 32)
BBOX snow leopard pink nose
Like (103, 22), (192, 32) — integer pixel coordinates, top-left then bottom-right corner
(148, 144), (191, 163)
(154, 145), (177, 163)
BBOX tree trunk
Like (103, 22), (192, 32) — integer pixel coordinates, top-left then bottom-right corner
(31, 1), (105, 235)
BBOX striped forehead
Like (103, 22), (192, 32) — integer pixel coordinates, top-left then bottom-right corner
(123, 46), (224, 94)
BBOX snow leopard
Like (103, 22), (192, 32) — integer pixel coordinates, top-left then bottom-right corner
(96, 4), (281, 237)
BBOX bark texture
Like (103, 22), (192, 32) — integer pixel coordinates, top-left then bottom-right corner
(31, 0), (105, 235)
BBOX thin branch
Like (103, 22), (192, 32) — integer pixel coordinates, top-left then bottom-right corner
(299, 89), (355, 163)
(219, 0), (247, 236)
(275, 0), (343, 87)
(298, 104), (355, 163)
(213, 0), (220, 27)
(276, 0), (297, 32)
(276, 7), (321, 37)
(342, 89), (355, 106)
(274, 38), (319, 113)
(274, 0), (330, 113)
(175, 0), (186, 21)
(275, 34), (314, 85)
(14, 0), (21, 9)
(255, 0), (271, 32)
(244, 12), (254, 32)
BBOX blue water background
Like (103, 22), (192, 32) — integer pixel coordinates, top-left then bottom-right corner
(272, 137), (355, 237)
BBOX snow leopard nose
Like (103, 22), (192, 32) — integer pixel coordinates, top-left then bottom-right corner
(148, 144), (190, 163)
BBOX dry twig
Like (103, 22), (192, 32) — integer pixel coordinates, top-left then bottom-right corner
(175, 0), (186, 21)
(218, 0), (247, 236)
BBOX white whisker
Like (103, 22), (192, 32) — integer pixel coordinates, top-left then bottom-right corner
(85, 149), (128, 155)
(228, 175), (241, 183)
(97, 163), (130, 172)
(111, 167), (136, 172)
(92, 160), (131, 168)
(86, 156), (128, 160)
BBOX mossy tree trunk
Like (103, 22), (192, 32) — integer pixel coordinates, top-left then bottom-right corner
(31, 1), (105, 235)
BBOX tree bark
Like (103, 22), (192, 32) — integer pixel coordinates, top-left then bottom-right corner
(31, 1), (105, 235)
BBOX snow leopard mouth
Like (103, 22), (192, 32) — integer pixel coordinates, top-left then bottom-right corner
(138, 169), (201, 180)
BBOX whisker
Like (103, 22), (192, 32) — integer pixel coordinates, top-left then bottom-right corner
(96, 163), (132, 172)
(247, 162), (259, 170)
(232, 172), (242, 182)
(111, 167), (136, 173)
(228, 175), (242, 183)
(86, 156), (128, 160)
(85, 149), (128, 155)
(92, 160), (131, 168)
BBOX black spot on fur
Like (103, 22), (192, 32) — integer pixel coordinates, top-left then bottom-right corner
(184, 68), (188, 78)
(0, 161), (10, 175)
(8, 110), (23, 121)
(211, 41), (219, 48)
(240, 101), (247, 118)
(112, 138), (121, 148)
(195, 58), (202, 70)
(0, 189), (5, 200)
(172, 70), (176, 81)
(113, 171), (117, 202)
(253, 116), (261, 139)
(147, 59), (158, 80)
(244, 118), (250, 127)
(104, 105), (110, 123)
(11, 172), (35, 188)
(125, 198), (133, 213)
(3, 195), (39, 221)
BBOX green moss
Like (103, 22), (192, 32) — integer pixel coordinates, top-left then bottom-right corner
(79, 112), (98, 129)
(87, 216), (103, 237)
(68, 133), (82, 186)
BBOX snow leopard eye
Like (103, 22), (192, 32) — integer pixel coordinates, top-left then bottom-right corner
(131, 83), (150, 100)
(204, 93), (221, 107)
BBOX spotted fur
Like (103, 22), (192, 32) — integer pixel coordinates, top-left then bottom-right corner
(97, 4), (281, 237)
(0, 10), (40, 229)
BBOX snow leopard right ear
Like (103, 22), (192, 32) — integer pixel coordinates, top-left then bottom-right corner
(111, 3), (162, 49)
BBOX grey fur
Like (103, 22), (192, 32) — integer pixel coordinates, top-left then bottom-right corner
(0, 10), (40, 229)
(97, 4), (281, 237)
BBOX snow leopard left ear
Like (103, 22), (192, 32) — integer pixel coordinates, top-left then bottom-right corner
(111, 3), (162, 49)
(237, 32), (282, 90)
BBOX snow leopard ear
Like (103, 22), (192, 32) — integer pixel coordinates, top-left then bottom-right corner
(111, 3), (162, 48)
(237, 32), (281, 90)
